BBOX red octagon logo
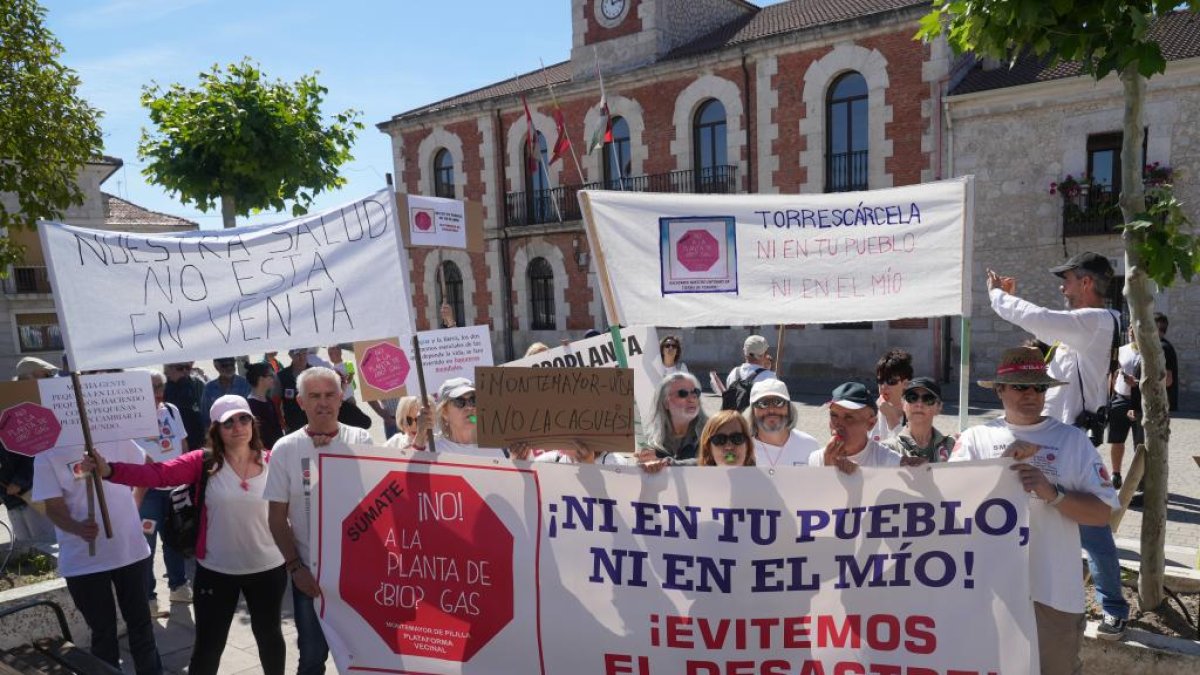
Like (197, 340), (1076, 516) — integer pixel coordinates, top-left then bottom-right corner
(360, 342), (411, 392)
(341, 472), (514, 662)
(0, 402), (62, 457)
(676, 229), (720, 272)
(413, 210), (434, 232)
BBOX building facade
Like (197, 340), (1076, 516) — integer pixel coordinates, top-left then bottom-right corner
(0, 156), (198, 374)
(380, 0), (1197, 406)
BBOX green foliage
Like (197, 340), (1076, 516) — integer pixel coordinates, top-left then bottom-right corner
(917, 0), (1200, 79)
(0, 0), (104, 269)
(1120, 185), (1200, 286)
(139, 58), (363, 220)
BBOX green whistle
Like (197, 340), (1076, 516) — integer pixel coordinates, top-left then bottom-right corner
(469, 414), (477, 424)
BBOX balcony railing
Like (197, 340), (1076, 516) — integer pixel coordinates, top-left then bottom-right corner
(1062, 185), (1123, 236)
(3, 266), (52, 294)
(825, 150), (869, 193)
(505, 165), (739, 227)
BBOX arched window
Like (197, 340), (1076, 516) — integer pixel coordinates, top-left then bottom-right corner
(603, 116), (631, 188)
(826, 72), (868, 192)
(524, 132), (552, 224)
(527, 257), (555, 330)
(692, 99), (728, 193)
(436, 260), (465, 328)
(433, 149), (455, 199)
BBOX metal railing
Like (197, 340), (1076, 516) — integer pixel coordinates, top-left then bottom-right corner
(505, 165), (739, 227)
(3, 266), (52, 294)
(1062, 185), (1123, 236)
(825, 150), (869, 193)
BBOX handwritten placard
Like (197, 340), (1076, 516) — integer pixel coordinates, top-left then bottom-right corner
(475, 366), (634, 453)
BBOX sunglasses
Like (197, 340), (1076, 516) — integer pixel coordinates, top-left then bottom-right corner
(450, 396), (476, 408)
(221, 414), (253, 430)
(663, 344), (678, 350)
(1008, 384), (1050, 393)
(903, 392), (939, 405)
(403, 416), (417, 426)
(674, 388), (702, 399)
(710, 432), (748, 447)
(877, 377), (903, 386)
(752, 398), (788, 410)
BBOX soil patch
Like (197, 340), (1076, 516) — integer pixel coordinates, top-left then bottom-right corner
(1086, 579), (1200, 641)
(0, 549), (58, 592)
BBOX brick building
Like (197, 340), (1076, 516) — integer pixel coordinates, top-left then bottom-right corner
(379, 0), (1197, 405)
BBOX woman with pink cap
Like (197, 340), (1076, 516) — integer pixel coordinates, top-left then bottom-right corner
(82, 395), (286, 675)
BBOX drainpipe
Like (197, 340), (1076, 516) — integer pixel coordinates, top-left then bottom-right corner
(942, 92), (957, 384)
(495, 107), (516, 361)
(741, 50), (754, 193)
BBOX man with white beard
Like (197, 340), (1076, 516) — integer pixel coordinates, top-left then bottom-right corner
(747, 379), (818, 468)
(640, 372), (708, 465)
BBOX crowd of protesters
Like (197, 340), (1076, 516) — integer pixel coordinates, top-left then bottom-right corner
(0, 252), (1173, 675)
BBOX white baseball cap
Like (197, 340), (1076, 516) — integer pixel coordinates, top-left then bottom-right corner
(209, 395), (252, 424)
(750, 378), (790, 404)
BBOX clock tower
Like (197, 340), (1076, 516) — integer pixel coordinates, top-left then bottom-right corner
(570, 0), (754, 79)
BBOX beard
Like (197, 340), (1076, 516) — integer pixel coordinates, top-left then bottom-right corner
(670, 407), (699, 425)
(759, 414), (788, 433)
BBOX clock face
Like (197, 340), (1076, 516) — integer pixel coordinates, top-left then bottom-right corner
(596, 0), (629, 27)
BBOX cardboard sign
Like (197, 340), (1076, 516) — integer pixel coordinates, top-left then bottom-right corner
(355, 326), (494, 402)
(0, 372), (157, 452)
(397, 194), (485, 252)
(474, 366), (634, 453)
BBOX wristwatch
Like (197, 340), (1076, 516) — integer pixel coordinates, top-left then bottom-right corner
(1047, 484), (1067, 507)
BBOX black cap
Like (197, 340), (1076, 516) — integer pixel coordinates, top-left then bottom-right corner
(903, 376), (942, 400)
(830, 382), (876, 410)
(1050, 251), (1113, 279)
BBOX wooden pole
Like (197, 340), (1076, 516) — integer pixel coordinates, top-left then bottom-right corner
(411, 335), (436, 454)
(774, 325), (786, 373)
(70, 372), (112, 542)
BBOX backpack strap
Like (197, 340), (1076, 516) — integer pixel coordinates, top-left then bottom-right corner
(740, 367), (765, 385)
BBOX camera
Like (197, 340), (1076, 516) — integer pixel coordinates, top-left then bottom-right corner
(1073, 408), (1108, 447)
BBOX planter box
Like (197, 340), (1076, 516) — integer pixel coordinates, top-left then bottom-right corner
(1083, 621), (1200, 674)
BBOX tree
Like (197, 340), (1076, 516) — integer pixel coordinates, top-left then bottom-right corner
(919, 0), (1200, 609)
(139, 58), (362, 229)
(0, 0), (104, 268)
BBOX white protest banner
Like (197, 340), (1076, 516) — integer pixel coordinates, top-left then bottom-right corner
(39, 189), (414, 371)
(354, 326), (495, 402)
(579, 178), (973, 327)
(0, 372), (157, 455)
(315, 453), (1036, 674)
(503, 326), (664, 426)
(406, 195), (467, 249)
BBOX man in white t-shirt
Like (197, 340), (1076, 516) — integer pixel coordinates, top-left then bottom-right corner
(725, 335), (776, 389)
(265, 366), (371, 675)
(807, 382), (904, 470)
(747, 379), (818, 468)
(33, 440), (163, 673)
(951, 346), (1118, 675)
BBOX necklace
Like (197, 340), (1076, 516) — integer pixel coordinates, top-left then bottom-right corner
(227, 456), (256, 491)
(759, 442), (784, 469)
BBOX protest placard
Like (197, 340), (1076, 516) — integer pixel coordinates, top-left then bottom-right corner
(0, 371), (157, 455)
(39, 189), (415, 371)
(355, 326), (495, 402)
(314, 453), (1036, 674)
(475, 366), (635, 453)
(397, 194), (485, 252)
(579, 177), (974, 327)
(503, 326), (663, 427)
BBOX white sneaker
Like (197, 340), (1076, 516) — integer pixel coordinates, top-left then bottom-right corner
(169, 585), (193, 604)
(149, 598), (169, 618)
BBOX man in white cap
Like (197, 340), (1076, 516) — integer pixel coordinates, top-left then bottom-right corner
(747, 379), (818, 468)
(265, 366), (371, 674)
(951, 346), (1118, 674)
(808, 382), (903, 470)
(725, 335), (776, 389)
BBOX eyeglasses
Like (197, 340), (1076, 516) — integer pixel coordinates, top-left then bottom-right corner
(710, 432), (748, 447)
(403, 416), (417, 426)
(1008, 384), (1050, 393)
(450, 396), (476, 408)
(663, 344), (678, 350)
(221, 414), (253, 430)
(752, 398), (789, 410)
(903, 392), (939, 405)
(877, 377), (903, 386)
(674, 388), (702, 399)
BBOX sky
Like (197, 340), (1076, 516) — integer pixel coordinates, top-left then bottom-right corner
(44, 0), (787, 230)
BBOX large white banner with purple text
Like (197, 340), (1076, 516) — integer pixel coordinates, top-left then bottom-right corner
(39, 190), (413, 371)
(580, 178), (973, 327)
(313, 449), (1036, 674)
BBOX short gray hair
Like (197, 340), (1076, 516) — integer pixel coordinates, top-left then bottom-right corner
(297, 366), (341, 396)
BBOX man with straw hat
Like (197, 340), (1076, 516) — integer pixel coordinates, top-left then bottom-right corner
(951, 346), (1118, 675)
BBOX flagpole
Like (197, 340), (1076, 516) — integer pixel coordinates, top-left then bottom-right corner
(540, 59), (586, 185)
(516, 73), (564, 226)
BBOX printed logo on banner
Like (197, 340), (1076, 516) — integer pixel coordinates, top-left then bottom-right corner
(412, 208), (435, 232)
(0, 402), (63, 457)
(659, 216), (738, 295)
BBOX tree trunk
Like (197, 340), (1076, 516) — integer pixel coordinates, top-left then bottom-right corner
(220, 193), (236, 229)
(1118, 65), (1170, 611)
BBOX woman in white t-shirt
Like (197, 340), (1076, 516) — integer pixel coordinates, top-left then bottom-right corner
(430, 377), (512, 459)
(85, 395), (287, 675)
(660, 335), (689, 376)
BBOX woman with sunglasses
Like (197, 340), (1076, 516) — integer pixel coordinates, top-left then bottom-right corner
(640, 372), (708, 466)
(82, 395), (287, 675)
(884, 377), (955, 463)
(385, 395), (433, 450)
(697, 411), (756, 466)
(431, 378), (508, 459)
(659, 335), (689, 376)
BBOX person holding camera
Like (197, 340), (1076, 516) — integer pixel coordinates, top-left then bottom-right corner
(986, 251), (1129, 641)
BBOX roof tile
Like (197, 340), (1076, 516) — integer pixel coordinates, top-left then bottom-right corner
(102, 193), (197, 230)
